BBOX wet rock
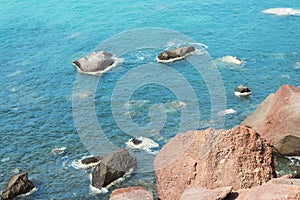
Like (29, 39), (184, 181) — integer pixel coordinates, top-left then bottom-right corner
(236, 177), (300, 200)
(234, 85), (251, 97)
(180, 186), (232, 200)
(131, 138), (142, 145)
(154, 126), (276, 200)
(110, 187), (154, 200)
(0, 172), (35, 200)
(92, 149), (137, 189)
(72, 51), (119, 75)
(157, 46), (195, 62)
(81, 156), (102, 165)
(241, 84), (300, 156)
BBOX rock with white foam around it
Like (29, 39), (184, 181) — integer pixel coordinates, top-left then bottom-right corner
(72, 51), (120, 75)
(157, 46), (195, 63)
(0, 172), (35, 200)
(234, 85), (251, 97)
(92, 149), (137, 189)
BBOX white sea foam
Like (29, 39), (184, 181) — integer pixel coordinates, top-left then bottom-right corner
(8, 70), (22, 77)
(1, 157), (10, 162)
(51, 147), (67, 155)
(218, 108), (237, 116)
(126, 137), (159, 154)
(72, 91), (93, 99)
(219, 55), (242, 65)
(294, 62), (300, 69)
(234, 91), (252, 97)
(18, 187), (37, 198)
(263, 8), (300, 16)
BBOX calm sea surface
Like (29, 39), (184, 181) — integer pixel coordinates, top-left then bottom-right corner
(1, 0), (300, 199)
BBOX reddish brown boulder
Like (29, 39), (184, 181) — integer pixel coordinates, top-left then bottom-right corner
(110, 187), (154, 200)
(154, 126), (276, 200)
(236, 177), (300, 200)
(180, 186), (232, 200)
(241, 84), (300, 156)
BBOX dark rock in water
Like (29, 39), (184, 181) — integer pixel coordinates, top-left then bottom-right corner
(81, 156), (103, 165)
(234, 85), (252, 97)
(92, 149), (137, 189)
(157, 46), (195, 62)
(72, 51), (118, 74)
(1, 172), (35, 200)
(131, 138), (142, 145)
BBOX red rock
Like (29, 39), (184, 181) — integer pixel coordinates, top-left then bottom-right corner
(110, 187), (154, 200)
(241, 84), (300, 156)
(180, 186), (232, 200)
(236, 177), (300, 200)
(154, 126), (276, 200)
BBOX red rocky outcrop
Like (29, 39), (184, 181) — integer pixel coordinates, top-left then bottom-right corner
(241, 84), (300, 156)
(154, 126), (276, 200)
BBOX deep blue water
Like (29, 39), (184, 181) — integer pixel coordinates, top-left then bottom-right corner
(1, 1), (300, 199)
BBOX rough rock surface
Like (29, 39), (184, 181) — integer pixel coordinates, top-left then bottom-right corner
(157, 46), (195, 62)
(180, 186), (232, 200)
(92, 149), (137, 189)
(154, 126), (276, 200)
(236, 177), (300, 200)
(72, 51), (117, 74)
(241, 84), (300, 156)
(110, 187), (154, 200)
(0, 172), (35, 200)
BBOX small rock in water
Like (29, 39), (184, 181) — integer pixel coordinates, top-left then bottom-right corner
(81, 156), (103, 165)
(157, 46), (195, 63)
(131, 138), (142, 145)
(0, 172), (35, 200)
(72, 51), (120, 75)
(234, 85), (251, 97)
(91, 149), (137, 189)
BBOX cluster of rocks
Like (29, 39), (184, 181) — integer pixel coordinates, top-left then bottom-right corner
(105, 84), (300, 199)
(2, 82), (299, 199)
(72, 46), (196, 75)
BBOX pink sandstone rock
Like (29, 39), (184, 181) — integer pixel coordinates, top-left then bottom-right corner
(110, 187), (154, 200)
(241, 84), (300, 156)
(180, 186), (232, 200)
(154, 126), (276, 200)
(236, 177), (300, 200)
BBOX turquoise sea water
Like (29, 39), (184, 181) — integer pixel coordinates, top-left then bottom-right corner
(1, 0), (300, 199)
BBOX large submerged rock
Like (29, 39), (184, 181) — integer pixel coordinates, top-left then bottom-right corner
(241, 84), (300, 156)
(110, 187), (154, 200)
(0, 172), (35, 200)
(91, 149), (137, 189)
(72, 51), (119, 75)
(157, 46), (195, 63)
(154, 126), (276, 200)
